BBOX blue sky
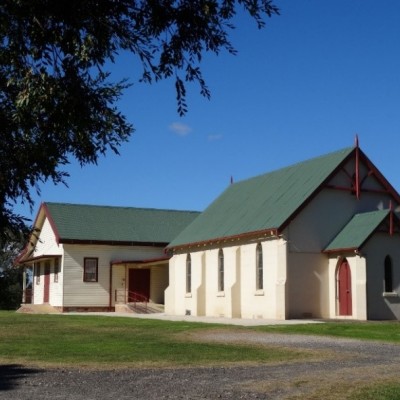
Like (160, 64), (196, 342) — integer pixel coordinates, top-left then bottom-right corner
(15, 0), (400, 222)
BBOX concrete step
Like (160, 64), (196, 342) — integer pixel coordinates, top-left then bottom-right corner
(17, 304), (62, 314)
(115, 303), (164, 314)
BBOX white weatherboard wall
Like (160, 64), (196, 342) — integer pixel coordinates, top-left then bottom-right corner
(34, 217), (63, 258)
(32, 217), (63, 306)
(63, 244), (165, 307)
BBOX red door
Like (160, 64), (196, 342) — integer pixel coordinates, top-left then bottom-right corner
(43, 262), (51, 303)
(128, 269), (150, 302)
(338, 259), (352, 316)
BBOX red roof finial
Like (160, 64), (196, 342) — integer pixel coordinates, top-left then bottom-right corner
(230, 176), (234, 185)
(355, 134), (359, 148)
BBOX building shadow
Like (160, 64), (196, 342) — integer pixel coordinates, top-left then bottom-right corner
(0, 364), (40, 391)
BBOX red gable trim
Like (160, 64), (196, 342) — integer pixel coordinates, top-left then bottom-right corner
(42, 203), (61, 245)
(278, 149), (356, 233)
(279, 147), (400, 233)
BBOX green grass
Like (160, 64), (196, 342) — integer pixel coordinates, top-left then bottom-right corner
(1, 312), (400, 398)
(255, 320), (400, 343)
(351, 382), (400, 400)
(0, 311), (306, 368)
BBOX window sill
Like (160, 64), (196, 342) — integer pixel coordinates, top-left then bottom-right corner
(383, 292), (398, 298)
(185, 293), (192, 298)
(254, 290), (264, 296)
(217, 291), (225, 297)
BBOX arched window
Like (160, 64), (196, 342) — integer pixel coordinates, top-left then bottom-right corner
(256, 243), (263, 290)
(218, 249), (224, 292)
(384, 255), (393, 293)
(186, 254), (191, 293)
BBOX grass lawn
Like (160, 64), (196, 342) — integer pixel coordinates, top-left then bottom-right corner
(0, 311), (308, 368)
(255, 320), (400, 343)
(1, 312), (400, 399)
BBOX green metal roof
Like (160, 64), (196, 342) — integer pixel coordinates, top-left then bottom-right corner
(324, 210), (390, 252)
(43, 202), (200, 244)
(168, 147), (354, 248)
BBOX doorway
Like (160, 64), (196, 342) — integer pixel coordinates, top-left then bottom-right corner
(338, 259), (352, 316)
(128, 269), (150, 302)
(43, 262), (50, 303)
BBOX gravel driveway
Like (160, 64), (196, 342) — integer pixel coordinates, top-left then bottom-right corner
(1, 331), (400, 400)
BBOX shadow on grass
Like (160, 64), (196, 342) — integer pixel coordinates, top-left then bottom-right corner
(0, 364), (40, 391)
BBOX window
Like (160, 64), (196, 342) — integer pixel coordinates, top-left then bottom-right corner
(84, 258), (98, 282)
(218, 249), (224, 292)
(186, 254), (191, 293)
(384, 255), (393, 293)
(35, 262), (41, 285)
(54, 258), (59, 283)
(256, 243), (263, 290)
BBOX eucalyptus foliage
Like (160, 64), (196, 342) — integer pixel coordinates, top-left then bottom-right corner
(0, 0), (279, 240)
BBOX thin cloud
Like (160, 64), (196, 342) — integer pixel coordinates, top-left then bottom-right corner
(169, 122), (192, 136)
(207, 134), (223, 141)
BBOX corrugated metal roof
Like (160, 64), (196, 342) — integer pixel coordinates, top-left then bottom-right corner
(168, 147), (354, 248)
(44, 202), (200, 244)
(324, 209), (390, 252)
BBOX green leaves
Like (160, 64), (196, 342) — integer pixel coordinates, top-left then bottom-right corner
(0, 0), (279, 240)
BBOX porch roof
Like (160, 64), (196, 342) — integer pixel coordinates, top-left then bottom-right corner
(324, 209), (391, 253)
(111, 255), (170, 266)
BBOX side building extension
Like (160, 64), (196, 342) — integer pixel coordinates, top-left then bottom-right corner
(16, 203), (199, 312)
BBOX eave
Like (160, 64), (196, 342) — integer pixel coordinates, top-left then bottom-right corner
(167, 228), (279, 253)
(111, 255), (170, 266)
(60, 239), (168, 247)
(16, 254), (61, 266)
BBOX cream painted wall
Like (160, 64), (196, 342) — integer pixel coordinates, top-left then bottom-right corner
(167, 238), (288, 319)
(288, 188), (393, 253)
(286, 252), (329, 318)
(363, 234), (400, 320)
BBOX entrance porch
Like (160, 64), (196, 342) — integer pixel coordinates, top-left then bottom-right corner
(111, 257), (169, 313)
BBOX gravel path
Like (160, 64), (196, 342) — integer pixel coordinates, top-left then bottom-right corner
(1, 332), (400, 400)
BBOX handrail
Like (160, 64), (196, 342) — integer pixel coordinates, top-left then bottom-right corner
(115, 289), (148, 311)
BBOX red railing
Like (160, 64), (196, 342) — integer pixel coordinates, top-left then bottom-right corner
(115, 289), (148, 311)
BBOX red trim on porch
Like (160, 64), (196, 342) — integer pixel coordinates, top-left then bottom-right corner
(111, 255), (171, 266)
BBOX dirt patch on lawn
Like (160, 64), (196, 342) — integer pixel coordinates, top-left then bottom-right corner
(1, 331), (400, 399)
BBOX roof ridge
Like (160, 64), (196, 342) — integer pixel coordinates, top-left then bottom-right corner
(233, 146), (354, 186)
(44, 202), (200, 214)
